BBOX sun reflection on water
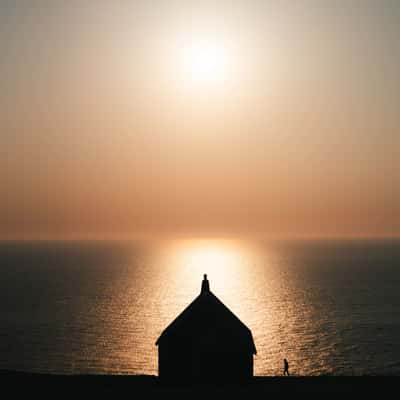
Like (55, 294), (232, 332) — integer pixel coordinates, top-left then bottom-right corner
(3, 240), (399, 376)
(121, 239), (325, 376)
(152, 239), (307, 376)
(167, 239), (248, 293)
(153, 240), (280, 374)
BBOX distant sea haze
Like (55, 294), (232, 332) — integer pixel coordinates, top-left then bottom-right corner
(0, 239), (399, 376)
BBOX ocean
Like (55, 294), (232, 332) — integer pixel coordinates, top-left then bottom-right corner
(0, 239), (399, 376)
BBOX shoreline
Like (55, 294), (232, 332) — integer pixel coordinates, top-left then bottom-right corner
(1, 370), (398, 393)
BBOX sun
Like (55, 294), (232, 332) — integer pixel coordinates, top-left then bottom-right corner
(178, 37), (233, 87)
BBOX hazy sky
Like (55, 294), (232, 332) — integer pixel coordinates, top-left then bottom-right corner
(1, 1), (399, 239)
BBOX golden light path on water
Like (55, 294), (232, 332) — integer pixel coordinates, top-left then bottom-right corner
(3, 239), (386, 376)
(125, 239), (319, 377)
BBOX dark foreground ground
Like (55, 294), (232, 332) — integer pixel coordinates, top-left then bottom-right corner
(1, 370), (398, 396)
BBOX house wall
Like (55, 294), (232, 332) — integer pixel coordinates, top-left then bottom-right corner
(158, 344), (253, 382)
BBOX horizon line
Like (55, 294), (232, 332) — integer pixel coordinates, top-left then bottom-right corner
(1, 233), (399, 242)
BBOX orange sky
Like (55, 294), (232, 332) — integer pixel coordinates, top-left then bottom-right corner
(1, 1), (399, 239)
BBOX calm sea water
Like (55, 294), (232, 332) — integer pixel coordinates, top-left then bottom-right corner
(0, 239), (399, 376)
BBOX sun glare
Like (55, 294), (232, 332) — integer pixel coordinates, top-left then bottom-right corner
(178, 37), (233, 87)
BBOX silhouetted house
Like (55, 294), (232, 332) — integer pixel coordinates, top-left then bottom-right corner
(156, 275), (257, 382)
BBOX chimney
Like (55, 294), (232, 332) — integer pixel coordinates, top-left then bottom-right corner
(201, 274), (210, 294)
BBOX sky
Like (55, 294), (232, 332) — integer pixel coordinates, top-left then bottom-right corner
(1, 0), (399, 239)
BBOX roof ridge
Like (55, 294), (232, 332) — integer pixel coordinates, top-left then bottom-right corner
(155, 290), (256, 355)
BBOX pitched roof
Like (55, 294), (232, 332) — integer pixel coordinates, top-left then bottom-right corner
(156, 277), (257, 355)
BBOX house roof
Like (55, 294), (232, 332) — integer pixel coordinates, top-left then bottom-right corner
(156, 275), (257, 355)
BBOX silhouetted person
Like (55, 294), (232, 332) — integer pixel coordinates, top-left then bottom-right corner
(283, 358), (289, 376)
